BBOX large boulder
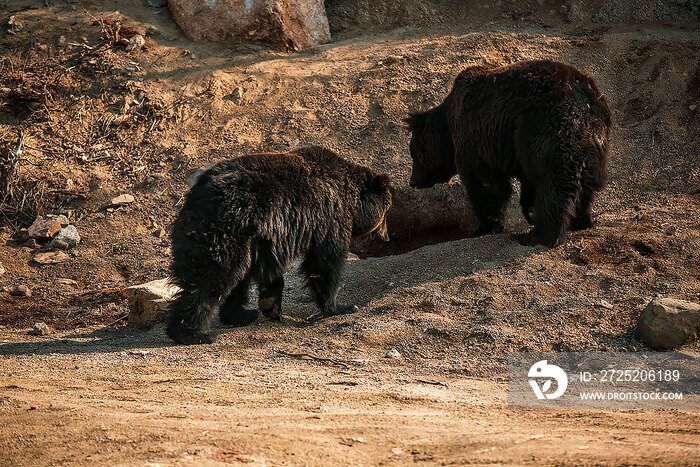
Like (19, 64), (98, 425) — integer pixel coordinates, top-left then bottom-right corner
(636, 297), (700, 350)
(167, 0), (331, 50)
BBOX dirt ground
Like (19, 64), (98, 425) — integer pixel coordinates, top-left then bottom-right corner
(1, 0), (699, 465)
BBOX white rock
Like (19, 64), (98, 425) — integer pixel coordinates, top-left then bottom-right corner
(385, 348), (402, 359)
(127, 279), (181, 327)
(101, 194), (135, 210)
(126, 35), (145, 52)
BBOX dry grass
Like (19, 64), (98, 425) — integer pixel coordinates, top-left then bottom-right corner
(0, 131), (50, 228)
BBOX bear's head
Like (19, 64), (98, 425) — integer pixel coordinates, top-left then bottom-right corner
(353, 173), (392, 241)
(404, 107), (456, 189)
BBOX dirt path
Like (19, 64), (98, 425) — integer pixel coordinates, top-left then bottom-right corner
(1, 326), (699, 466)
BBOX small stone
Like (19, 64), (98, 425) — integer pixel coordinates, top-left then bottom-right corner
(0, 262), (4, 276)
(232, 87), (244, 102)
(33, 251), (69, 265)
(50, 225), (80, 249)
(153, 228), (166, 238)
(690, 104), (697, 111)
(385, 348), (402, 359)
(126, 35), (145, 52)
(10, 285), (31, 297)
(28, 322), (51, 336)
(101, 194), (135, 210)
(27, 216), (62, 240)
(598, 300), (614, 310)
(636, 297), (700, 350)
(391, 447), (404, 455)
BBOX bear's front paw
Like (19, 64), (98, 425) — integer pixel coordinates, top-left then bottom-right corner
(513, 231), (561, 248)
(259, 297), (282, 321)
(324, 304), (359, 317)
(569, 216), (594, 231)
(220, 308), (258, 327)
(470, 222), (504, 238)
(167, 325), (215, 345)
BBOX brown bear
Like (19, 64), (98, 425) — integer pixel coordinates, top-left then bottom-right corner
(405, 60), (612, 247)
(167, 146), (392, 345)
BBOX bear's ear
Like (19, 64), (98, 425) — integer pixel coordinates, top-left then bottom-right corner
(371, 173), (391, 192)
(403, 111), (428, 133)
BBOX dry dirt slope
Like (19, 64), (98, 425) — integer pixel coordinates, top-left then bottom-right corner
(0, 0), (699, 465)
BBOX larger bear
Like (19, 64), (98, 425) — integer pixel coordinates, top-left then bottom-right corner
(167, 146), (392, 345)
(405, 60), (612, 247)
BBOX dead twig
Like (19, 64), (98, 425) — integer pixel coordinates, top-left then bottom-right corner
(416, 379), (448, 388)
(103, 314), (128, 327)
(275, 349), (350, 369)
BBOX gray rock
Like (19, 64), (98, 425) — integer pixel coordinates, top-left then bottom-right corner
(385, 348), (402, 359)
(636, 297), (700, 350)
(50, 225), (80, 249)
(147, 0), (167, 7)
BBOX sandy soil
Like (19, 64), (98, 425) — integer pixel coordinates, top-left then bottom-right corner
(1, 0), (699, 464)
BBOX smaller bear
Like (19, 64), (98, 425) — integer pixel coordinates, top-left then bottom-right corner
(167, 146), (392, 345)
(405, 60), (612, 247)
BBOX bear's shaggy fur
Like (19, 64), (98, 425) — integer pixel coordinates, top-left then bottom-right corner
(405, 60), (612, 247)
(167, 146), (392, 345)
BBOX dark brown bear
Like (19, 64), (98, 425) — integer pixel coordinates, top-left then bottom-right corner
(405, 60), (612, 247)
(167, 146), (392, 345)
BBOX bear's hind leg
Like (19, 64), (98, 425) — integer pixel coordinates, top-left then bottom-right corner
(570, 162), (600, 231)
(219, 274), (258, 326)
(463, 169), (512, 237)
(302, 244), (357, 317)
(167, 237), (252, 345)
(570, 188), (595, 231)
(517, 173), (578, 247)
(258, 276), (284, 321)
